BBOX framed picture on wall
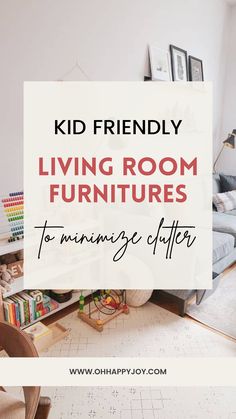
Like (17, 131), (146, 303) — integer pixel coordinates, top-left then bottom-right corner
(189, 56), (204, 81)
(148, 45), (171, 81)
(170, 45), (188, 81)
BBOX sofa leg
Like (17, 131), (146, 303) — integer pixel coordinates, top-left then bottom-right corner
(35, 396), (51, 419)
(179, 301), (187, 317)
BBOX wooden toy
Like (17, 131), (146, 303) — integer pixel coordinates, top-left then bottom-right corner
(29, 290), (43, 304)
(78, 290), (129, 332)
(79, 293), (85, 313)
(7, 260), (23, 278)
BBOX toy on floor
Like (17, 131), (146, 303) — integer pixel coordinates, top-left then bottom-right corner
(78, 290), (129, 332)
(79, 293), (85, 313)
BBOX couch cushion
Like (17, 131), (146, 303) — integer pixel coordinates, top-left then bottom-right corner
(213, 190), (236, 212)
(213, 231), (235, 264)
(213, 212), (236, 243)
(0, 391), (25, 419)
(220, 173), (236, 192)
(213, 173), (222, 194)
(225, 209), (236, 216)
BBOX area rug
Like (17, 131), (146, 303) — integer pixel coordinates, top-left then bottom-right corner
(9, 386), (236, 419)
(187, 268), (236, 340)
(42, 386), (236, 419)
(40, 302), (236, 358)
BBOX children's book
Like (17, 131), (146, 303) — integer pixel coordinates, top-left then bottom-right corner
(24, 321), (51, 340)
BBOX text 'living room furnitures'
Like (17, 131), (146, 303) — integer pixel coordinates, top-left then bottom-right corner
(0, 321), (51, 419)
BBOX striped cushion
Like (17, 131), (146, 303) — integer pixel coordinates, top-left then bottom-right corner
(213, 190), (236, 213)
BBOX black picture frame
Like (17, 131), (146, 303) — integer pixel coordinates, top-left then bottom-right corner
(189, 56), (204, 81)
(170, 45), (188, 81)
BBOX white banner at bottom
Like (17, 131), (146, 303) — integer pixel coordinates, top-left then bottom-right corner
(0, 358), (236, 386)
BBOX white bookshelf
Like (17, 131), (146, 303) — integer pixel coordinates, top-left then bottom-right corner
(0, 240), (24, 321)
(0, 239), (24, 257)
(0, 238), (95, 327)
(3, 285), (93, 329)
(3, 276), (24, 298)
(21, 290), (92, 330)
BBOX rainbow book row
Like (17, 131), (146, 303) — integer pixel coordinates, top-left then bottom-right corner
(0, 191), (24, 241)
(3, 291), (59, 328)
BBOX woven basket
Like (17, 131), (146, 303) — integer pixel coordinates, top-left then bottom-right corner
(126, 289), (153, 307)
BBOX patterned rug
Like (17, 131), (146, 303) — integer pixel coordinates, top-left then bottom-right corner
(40, 302), (236, 358)
(187, 267), (236, 340)
(8, 386), (236, 419)
(42, 386), (236, 419)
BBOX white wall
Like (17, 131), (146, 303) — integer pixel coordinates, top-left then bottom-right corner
(0, 0), (231, 193)
(218, 6), (236, 174)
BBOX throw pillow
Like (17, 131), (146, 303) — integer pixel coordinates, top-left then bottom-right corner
(213, 190), (236, 212)
(219, 173), (236, 192)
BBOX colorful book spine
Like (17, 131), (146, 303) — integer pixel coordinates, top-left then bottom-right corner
(10, 295), (21, 328)
(14, 295), (25, 327)
(3, 301), (10, 324)
(4, 298), (15, 325)
(35, 306), (50, 318)
(3, 292), (60, 327)
(20, 292), (35, 323)
(18, 292), (30, 325)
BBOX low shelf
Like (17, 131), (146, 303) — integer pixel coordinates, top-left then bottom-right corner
(21, 290), (91, 329)
(0, 239), (23, 257)
(0, 237), (95, 328)
(2, 276), (24, 298)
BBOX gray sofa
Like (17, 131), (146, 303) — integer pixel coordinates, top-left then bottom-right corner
(154, 174), (236, 315)
(213, 173), (236, 274)
(195, 174), (236, 305)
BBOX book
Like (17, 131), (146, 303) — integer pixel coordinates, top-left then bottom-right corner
(17, 293), (29, 326)
(19, 292), (35, 323)
(10, 295), (21, 327)
(24, 321), (51, 340)
(4, 298), (15, 325)
(13, 294), (25, 326)
(18, 292), (30, 325)
(3, 301), (10, 323)
(3, 291), (60, 327)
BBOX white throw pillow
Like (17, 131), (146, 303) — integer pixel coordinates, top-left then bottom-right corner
(213, 190), (236, 213)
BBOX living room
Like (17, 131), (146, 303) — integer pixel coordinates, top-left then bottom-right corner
(0, 0), (235, 355)
(0, 0), (236, 418)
